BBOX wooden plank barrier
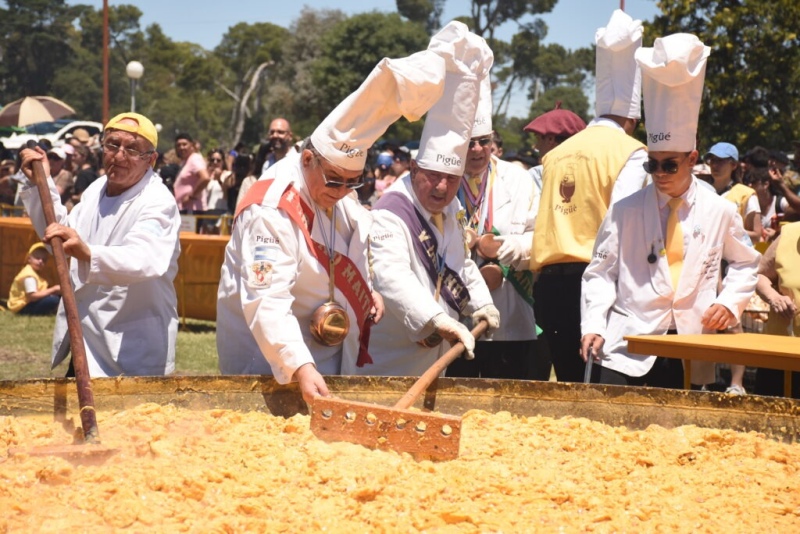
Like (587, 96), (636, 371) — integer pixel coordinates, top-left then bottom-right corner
(1, 218), (228, 321)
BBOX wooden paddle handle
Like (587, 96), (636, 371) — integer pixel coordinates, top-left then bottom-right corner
(30, 153), (99, 443)
(393, 320), (488, 410)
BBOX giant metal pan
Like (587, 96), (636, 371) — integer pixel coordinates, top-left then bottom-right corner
(1, 376), (798, 443)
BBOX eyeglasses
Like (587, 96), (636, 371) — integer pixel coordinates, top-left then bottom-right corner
(269, 129), (288, 135)
(468, 137), (492, 149)
(317, 157), (363, 189)
(643, 154), (691, 175)
(103, 142), (154, 160)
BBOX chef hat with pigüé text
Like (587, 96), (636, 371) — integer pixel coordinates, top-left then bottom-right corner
(416, 21), (494, 176)
(309, 51), (447, 172)
(636, 33), (710, 152)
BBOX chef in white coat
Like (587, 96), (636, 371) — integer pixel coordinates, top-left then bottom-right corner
(19, 113), (181, 377)
(446, 74), (540, 380)
(362, 21), (499, 377)
(216, 48), (448, 402)
(580, 34), (760, 388)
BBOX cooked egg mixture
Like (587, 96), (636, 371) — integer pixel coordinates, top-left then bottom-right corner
(2, 403), (799, 532)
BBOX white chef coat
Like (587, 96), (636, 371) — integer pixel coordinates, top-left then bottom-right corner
(21, 169), (181, 376)
(217, 152), (374, 382)
(361, 174), (493, 376)
(581, 179), (760, 378)
(475, 157), (539, 341)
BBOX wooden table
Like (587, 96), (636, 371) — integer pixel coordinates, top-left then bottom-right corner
(626, 333), (800, 396)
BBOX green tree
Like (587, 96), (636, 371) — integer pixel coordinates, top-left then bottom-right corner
(311, 12), (431, 143)
(214, 22), (289, 147)
(649, 0), (800, 151)
(0, 0), (75, 103)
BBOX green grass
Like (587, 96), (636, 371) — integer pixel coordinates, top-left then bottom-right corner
(0, 310), (220, 381)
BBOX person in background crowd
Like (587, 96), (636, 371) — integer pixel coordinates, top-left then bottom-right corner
(225, 142), (246, 172)
(156, 149), (181, 192)
(532, 10), (648, 383)
(373, 151), (397, 198)
(18, 112), (181, 377)
(0, 158), (16, 206)
(705, 142), (762, 243)
(48, 147), (74, 209)
(357, 162), (378, 208)
(364, 21), (498, 377)
(230, 154), (257, 214)
(754, 221), (800, 398)
(502, 147), (539, 171)
(253, 142), (273, 180)
(201, 148), (231, 234)
(260, 118), (297, 174)
(755, 166), (800, 242)
(524, 102), (587, 196)
(68, 128), (92, 149)
(173, 133), (209, 212)
(491, 130), (504, 157)
(780, 140), (800, 194)
(70, 144), (99, 206)
(7, 242), (61, 315)
(581, 33), (759, 390)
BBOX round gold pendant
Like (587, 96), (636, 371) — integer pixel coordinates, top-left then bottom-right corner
(310, 302), (350, 346)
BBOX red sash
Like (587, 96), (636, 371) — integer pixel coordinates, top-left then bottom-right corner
(236, 179), (374, 366)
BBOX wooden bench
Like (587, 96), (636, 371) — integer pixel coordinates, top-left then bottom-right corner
(626, 333), (800, 396)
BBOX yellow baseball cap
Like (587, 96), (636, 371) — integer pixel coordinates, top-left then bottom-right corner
(104, 112), (158, 149)
(27, 242), (48, 256)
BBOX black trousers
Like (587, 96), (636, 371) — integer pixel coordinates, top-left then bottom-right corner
(755, 368), (800, 399)
(447, 339), (536, 380)
(590, 356), (684, 389)
(535, 267), (586, 383)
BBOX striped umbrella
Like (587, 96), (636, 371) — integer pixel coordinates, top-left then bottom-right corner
(0, 96), (76, 127)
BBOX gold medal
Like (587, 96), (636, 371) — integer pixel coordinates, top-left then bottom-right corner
(309, 205), (350, 346)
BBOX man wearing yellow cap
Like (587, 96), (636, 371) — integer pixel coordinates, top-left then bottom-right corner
(18, 112), (181, 377)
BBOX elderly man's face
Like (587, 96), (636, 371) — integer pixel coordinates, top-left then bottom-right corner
(464, 134), (493, 177)
(647, 150), (697, 198)
(410, 160), (461, 215)
(301, 149), (363, 210)
(102, 129), (156, 196)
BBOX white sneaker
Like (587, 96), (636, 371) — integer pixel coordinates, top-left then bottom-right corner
(725, 384), (746, 396)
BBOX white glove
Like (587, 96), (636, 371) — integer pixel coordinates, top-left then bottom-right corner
(495, 234), (530, 266)
(430, 313), (476, 360)
(472, 304), (500, 335)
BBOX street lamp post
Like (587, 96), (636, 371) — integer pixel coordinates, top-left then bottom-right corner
(126, 61), (144, 113)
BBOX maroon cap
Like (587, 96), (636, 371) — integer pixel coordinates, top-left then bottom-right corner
(523, 102), (586, 137)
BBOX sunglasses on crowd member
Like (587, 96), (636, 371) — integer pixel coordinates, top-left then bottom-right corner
(269, 129), (288, 135)
(209, 157), (223, 163)
(468, 137), (492, 149)
(316, 157), (363, 190)
(643, 154), (691, 175)
(102, 142), (154, 160)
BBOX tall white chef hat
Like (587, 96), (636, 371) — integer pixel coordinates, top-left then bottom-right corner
(595, 9), (643, 119)
(310, 51), (447, 172)
(636, 33), (711, 152)
(471, 74), (493, 138)
(416, 21), (494, 175)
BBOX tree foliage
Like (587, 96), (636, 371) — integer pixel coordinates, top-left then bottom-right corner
(649, 0), (800, 151)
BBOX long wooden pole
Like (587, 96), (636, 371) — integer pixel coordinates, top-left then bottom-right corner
(102, 0), (109, 125)
(30, 154), (99, 444)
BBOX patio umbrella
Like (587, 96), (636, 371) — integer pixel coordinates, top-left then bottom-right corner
(0, 96), (75, 128)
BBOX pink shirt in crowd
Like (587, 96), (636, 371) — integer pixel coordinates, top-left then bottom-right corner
(173, 152), (207, 212)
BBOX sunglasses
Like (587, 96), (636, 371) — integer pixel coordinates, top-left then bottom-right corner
(317, 157), (363, 190)
(269, 129), (288, 135)
(643, 154), (691, 175)
(468, 137), (492, 149)
(209, 158), (223, 163)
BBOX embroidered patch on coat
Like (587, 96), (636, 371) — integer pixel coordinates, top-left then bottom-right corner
(249, 261), (273, 287)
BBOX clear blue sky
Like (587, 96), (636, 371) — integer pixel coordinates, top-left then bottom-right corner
(66, 0), (661, 116)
